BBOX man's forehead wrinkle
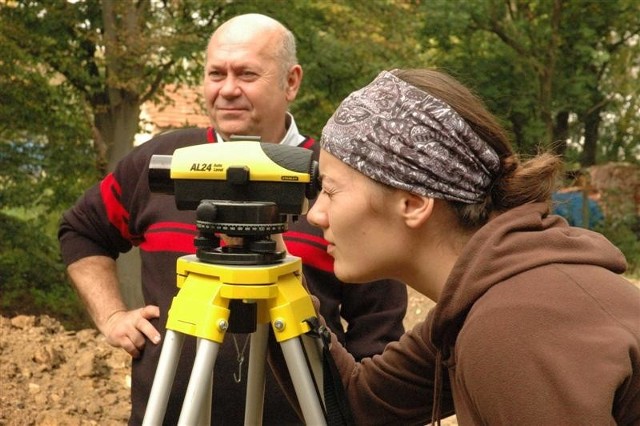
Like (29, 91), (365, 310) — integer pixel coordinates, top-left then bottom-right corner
(208, 51), (271, 70)
(207, 42), (275, 68)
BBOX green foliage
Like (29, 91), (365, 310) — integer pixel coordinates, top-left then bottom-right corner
(0, 1), (100, 211)
(290, 0), (427, 134)
(598, 219), (640, 276)
(418, 0), (640, 161)
(0, 212), (90, 329)
(0, 0), (221, 173)
(596, 186), (640, 275)
(0, 131), (98, 214)
(221, 0), (428, 135)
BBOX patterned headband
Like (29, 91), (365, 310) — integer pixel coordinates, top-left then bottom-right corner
(320, 70), (501, 203)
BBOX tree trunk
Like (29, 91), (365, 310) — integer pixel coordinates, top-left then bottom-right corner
(552, 110), (570, 157)
(538, 68), (555, 150)
(93, 91), (143, 307)
(541, 0), (562, 151)
(581, 105), (602, 167)
(94, 94), (141, 174)
(508, 112), (527, 152)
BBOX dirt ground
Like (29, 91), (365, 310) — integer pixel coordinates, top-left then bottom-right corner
(0, 287), (450, 426)
(0, 314), (130, 425)
(2, 280), (638, 425)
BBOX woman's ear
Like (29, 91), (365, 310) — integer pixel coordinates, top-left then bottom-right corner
(401, 193), (434, 228)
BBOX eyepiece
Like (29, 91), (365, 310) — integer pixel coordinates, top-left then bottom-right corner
(148, 155), (174, 194)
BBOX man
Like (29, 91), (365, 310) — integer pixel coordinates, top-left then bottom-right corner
(58, 13), (407, 425)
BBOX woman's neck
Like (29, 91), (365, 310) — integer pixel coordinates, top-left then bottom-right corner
(405, 243), (460, 303)
(403, 208), (475, 302)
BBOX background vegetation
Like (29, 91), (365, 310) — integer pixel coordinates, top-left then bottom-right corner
(1, 0), (638, 329)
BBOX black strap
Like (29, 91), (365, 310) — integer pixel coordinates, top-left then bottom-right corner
(306, 318), (355, 426)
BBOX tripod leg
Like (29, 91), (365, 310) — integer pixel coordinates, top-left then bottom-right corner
(143, 330), (186, 425)
(244, 324), (269, 425)
(196, 339), (213, 426)
(280, 338), (327, 426)
(301, 334), (325, 404)
(178, 338), (221, 426)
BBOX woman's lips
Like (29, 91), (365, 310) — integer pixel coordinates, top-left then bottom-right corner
(326, 243), (335, 256)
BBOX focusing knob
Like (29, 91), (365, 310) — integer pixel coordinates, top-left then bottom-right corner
(196, 201), (218, 222)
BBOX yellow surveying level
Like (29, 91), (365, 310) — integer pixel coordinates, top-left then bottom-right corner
(142, 140), (347, 425)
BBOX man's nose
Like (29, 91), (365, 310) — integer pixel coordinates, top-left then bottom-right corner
(219, 75), (241, 97)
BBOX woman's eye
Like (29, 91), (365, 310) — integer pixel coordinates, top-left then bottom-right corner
(321, 187), (336, 198)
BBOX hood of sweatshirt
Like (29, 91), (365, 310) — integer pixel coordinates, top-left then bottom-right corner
(426, 201), (628, 424)
(430, 201), (627, 352)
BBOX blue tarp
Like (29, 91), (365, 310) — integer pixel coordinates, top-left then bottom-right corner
(552, 191), (604, 229)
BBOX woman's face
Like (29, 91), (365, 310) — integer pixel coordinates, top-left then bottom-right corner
(308, 150), (401, 283)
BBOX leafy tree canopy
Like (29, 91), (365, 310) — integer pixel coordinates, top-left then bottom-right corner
(418, 0), (640, 163)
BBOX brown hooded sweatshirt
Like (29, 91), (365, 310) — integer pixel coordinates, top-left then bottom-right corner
(321, 202), (640, 425)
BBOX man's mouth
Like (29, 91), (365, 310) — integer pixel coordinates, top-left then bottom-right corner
(217, 104), (247, 111)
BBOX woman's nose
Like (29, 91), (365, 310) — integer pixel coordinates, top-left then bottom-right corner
(307, 201), (327, 229)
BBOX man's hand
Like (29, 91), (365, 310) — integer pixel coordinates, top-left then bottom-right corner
(102, 305), (161, 358)
(67, 256), (162, 359)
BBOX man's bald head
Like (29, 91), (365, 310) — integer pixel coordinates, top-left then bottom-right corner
(208, 14), (298, 86)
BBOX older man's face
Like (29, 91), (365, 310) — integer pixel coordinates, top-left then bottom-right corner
(203, 28), (298, 143)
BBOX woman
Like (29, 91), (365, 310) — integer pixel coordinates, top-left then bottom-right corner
(283, 69), (640, 425)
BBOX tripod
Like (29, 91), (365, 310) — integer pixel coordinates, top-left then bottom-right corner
(142, 203), (331, 425)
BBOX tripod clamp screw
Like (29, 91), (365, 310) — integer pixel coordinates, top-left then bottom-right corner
(273, 319), (286, 331)
(218, 319), (229, 332)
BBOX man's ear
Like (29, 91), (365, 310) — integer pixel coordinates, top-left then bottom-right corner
(285, 65), (303, 102)
(402, 193), (434, 228)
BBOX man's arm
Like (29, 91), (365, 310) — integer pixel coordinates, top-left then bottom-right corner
(67, 256), (161, 358)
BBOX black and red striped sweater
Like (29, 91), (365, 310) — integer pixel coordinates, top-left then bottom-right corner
(59, 127), (407, 425)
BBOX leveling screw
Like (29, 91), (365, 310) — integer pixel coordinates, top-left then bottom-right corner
(218, 319), (229, 331)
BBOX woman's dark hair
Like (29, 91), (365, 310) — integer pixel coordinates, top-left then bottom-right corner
(392, 68), (562, 228)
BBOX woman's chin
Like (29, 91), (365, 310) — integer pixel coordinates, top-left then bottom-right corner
(334, 265), (371, 284)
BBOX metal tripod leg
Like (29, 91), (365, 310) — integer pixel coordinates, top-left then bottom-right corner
(198, 358), (213, 426)
(244, 324), (269, 425)
(177, 338), (221, 425)
(281, 338), (327, 425)
(301, 333), (325, 396)
(244, 324), (327, 426)
(142, 330), (185, 425)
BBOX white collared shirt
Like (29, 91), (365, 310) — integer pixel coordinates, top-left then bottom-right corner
(215, 112), (306, 146)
